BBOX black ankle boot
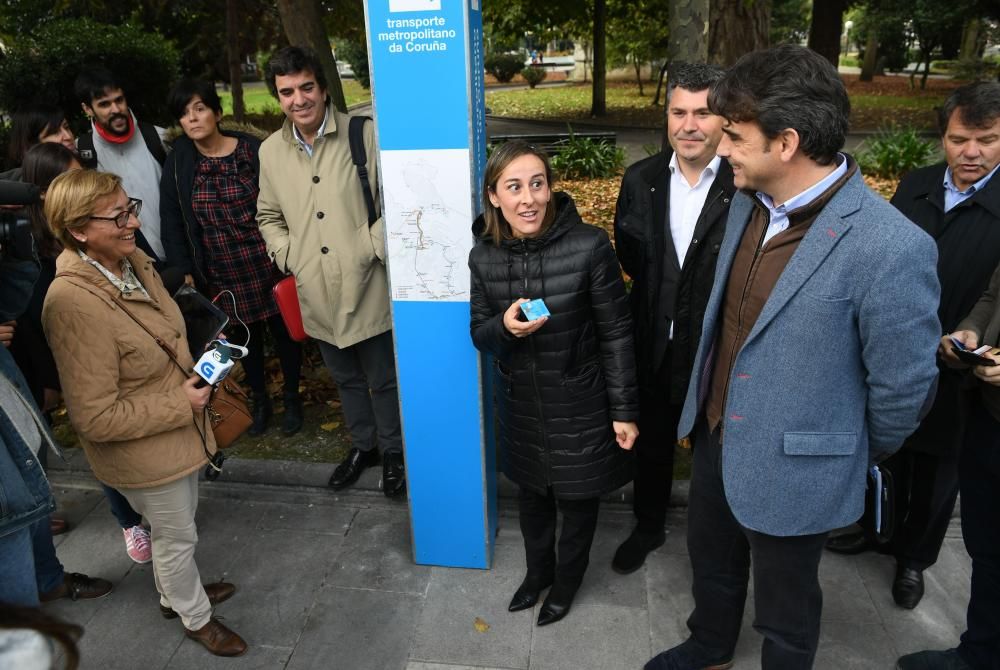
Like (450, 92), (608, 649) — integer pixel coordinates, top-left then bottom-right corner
(282, 391), (303, 436)
(248, 394), (272, 436)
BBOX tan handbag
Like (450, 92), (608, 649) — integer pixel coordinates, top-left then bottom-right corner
(205, 378), (253, 449)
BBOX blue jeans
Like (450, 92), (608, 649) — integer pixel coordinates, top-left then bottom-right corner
(0, 526), (39, 606)
(102, 484), (142, 529)
(30, 515), (64, 595)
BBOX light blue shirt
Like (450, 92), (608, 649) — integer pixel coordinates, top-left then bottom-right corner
(757, 154), (849, 246)
(292, 107), (329, 158)
(943, 162), (1000, 212)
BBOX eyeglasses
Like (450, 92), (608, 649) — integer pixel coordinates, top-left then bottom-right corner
(89, 197), (142, 228)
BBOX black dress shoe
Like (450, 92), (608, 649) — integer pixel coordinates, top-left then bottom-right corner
(328, 447), (379, 490)
(508, 573), (554, 612)
(383, 451), (406, 498)
(825, 531), (873, 555)
(893, 565), (924, 609)
(612, 528), (666, 574)
(537, 583), (578, 626)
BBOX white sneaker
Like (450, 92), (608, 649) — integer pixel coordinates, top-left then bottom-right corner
(123, 525), (152, 564)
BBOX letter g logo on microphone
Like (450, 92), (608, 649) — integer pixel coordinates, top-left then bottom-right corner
(199, 361), (216, 380)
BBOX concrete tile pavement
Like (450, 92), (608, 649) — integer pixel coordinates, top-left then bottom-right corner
(43, 474), (970, 670)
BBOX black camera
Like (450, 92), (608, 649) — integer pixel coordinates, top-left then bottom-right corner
(0, 180), (40, 261)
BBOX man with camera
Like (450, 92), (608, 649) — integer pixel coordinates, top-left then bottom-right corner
(0, 180), (112, 606)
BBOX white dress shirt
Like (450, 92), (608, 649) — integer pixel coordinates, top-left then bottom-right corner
(669, 154), (722, 267)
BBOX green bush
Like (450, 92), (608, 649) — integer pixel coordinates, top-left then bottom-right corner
(0, 18), (180, 128)
(337, 40), (370, 89)
(550, 129), (625, 179)
(485, 53), (525, 83)
(520, 65), (547, 89)
(857, 126), (938, 179)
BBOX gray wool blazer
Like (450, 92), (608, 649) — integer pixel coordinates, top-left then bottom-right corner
(679, 169), (942, 537)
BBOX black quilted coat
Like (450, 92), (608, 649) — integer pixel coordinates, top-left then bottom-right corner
(469, 192), (638, 499)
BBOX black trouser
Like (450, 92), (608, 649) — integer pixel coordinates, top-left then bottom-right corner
(518, 487), (600, 590)
(240, 314), (303, 399)
(686, 423), (827, 669)
(317, 331), (403, 454)
(879, 445), (960, 571)
(957, 399), (1000, 670)
(633, 355), (681, 534)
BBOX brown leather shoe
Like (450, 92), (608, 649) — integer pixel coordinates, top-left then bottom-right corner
(184, 618), (247, 657)
(160, 582), (236, 619)
(39, 572), (113, 602)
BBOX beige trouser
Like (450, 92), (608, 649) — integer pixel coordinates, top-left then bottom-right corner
(120, 471), (212, 630)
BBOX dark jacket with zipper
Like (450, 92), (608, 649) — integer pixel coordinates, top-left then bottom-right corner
(469, 192), (637, 499)
(159, 131), (262, 288)
(890, 162), (1000, 455)
(613, 151), (736, 402)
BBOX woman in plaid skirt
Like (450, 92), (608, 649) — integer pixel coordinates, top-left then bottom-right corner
(160, 79), (303, 436)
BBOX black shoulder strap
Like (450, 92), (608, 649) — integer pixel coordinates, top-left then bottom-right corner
(348, 115), (377, 228)
(76, 124), (166, 168)
(138, 122), (167, 166)
(77, 133), (98, 168)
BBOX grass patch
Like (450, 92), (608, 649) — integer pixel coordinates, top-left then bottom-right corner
(219, 80), (371, 115)
(488, 76), (957, 130)
(487, 82), (664, 128)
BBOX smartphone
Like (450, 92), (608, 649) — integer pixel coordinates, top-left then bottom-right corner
(519, 298), (551, 321)
(952, 345), (999, 367)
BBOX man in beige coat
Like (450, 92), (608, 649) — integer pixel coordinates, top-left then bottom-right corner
(256, 46), (405, 497)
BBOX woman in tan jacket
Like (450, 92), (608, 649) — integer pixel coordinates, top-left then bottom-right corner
(40, 169), (246, 658)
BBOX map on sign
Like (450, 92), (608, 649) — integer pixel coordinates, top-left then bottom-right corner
(381, 149), (473, 302)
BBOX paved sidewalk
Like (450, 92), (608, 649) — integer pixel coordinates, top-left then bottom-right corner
(45, 471), (968, 670)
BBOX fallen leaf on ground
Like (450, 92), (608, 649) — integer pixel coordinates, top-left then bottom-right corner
(320, 422), (341, 431)
(473, 617), (490, 633)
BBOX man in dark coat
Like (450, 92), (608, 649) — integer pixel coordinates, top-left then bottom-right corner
(611, 63), (735, 574)
(826, 82), (1000, 612)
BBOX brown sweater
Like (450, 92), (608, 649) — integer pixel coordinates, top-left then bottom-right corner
(706, 160), (858, 433)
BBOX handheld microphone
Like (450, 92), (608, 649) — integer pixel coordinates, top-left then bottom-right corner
(193, 339), (248, 387)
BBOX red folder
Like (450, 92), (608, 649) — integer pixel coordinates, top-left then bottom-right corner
(272, 276), (308, 342)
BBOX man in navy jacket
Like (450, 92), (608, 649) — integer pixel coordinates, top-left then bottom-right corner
(646, 45), (940, 670)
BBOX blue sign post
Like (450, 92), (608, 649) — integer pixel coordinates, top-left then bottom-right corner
(364, 0), (494, 568)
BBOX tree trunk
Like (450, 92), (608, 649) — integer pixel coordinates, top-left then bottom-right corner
(591, 0), (607, 117)
(225, 0), (245, 122)
(709, 0), (771, 66)
(652, 60), (669, 106)
(276, 0), (347, 113)
(807, 0), (849, 67)
(959, 18), (983, 61)
(634, 57), (644, 96)
(670, 0), (710, 63)
(859, 31), (879, 82)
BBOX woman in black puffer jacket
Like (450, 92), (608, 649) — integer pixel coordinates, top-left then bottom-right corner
(469, 141), (639, 627)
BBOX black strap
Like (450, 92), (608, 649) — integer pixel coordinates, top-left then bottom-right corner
(348, 115), (377, 228)
(138, 122), (167, 166)
(77, 133), (97, 169)
(76, 122), (166, 168)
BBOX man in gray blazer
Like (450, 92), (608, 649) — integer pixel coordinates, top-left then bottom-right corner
(645, 45), (941, 670)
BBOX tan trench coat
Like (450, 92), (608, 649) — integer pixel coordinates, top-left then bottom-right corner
(256, 103), (391, 348)
(42, 249), (215, 489)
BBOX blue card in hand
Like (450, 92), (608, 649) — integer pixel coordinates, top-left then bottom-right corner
(520, 298), (551, 321)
